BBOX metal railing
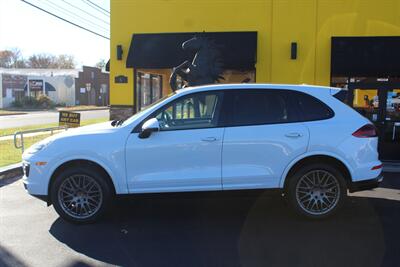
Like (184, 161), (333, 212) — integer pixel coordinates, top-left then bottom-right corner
(13, 126), (68, 153)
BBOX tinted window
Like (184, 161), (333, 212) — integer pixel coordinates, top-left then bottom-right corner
(228, 90), (297, 126)
(292, 92), (333, 121)
(154, 92), (221, 130)
(332, 89), (349, 103)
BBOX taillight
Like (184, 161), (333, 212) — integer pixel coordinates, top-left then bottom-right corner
(352, 124), (378, 138)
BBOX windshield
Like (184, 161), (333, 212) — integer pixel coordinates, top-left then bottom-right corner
(121, 92), (176, 126)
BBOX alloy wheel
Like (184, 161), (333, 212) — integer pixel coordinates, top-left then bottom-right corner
(295, 170), (340, 216)
(58, 174), (103, 219)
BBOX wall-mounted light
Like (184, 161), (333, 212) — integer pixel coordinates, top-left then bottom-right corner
(291, 42), (297, 60)
(117, 45), (123, 60)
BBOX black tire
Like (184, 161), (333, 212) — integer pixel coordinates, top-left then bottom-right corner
(286, 163), (347, 219)
(51, 165), (113, 224)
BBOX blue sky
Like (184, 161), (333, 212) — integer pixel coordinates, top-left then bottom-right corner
(0, 0), (110, 67)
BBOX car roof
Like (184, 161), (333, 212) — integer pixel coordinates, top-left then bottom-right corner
(175, 83), (338, 96)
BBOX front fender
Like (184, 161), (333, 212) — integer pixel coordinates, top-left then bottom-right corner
(46, 152), (128, 195)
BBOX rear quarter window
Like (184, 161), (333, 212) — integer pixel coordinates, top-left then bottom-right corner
(292, 92), (334, 121)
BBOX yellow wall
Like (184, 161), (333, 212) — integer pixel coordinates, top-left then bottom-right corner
(110, 0), (400, 106)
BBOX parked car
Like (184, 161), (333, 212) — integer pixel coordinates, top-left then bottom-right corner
(22, 84), (383, 223)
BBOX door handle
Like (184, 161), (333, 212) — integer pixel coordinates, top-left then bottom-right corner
(285, 132), (302, 138)
(201, 137), (217, 142)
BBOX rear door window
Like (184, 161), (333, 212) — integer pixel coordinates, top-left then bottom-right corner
(225, 90), (298, 126)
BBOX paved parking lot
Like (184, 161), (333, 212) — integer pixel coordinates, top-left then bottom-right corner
(0, 173), (399, 267)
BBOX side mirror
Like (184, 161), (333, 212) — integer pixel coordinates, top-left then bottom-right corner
(139, 118), (160, 138)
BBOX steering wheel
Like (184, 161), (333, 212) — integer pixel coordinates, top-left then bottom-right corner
(160, 111), (172, 128)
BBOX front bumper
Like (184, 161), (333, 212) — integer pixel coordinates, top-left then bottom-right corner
(23, 177), (50, 204)
(348, 173), (383, 193)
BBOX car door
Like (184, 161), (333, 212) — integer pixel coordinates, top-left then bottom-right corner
(221, 89), (309, 190)
(125, 91), (224, 193)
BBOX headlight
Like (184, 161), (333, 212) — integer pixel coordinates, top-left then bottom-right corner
(26, 139), (53, 154)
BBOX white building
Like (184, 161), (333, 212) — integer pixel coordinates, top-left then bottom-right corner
(0, 68), (79, 108)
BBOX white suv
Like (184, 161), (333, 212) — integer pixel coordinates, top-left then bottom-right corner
(22, 84), (383, 223)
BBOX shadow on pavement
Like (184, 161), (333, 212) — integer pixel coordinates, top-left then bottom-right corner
(49, 188), (400, 267)
(0, 244), (29, 267)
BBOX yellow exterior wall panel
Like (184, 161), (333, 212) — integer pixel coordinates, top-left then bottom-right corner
(110, 0), (400, 106)
(110, 0), (273, 105)
(271, 0), (317, 84)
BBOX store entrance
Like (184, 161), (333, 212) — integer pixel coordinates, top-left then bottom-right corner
(347, 81), (400, 161)
(331, 36), (400, 161)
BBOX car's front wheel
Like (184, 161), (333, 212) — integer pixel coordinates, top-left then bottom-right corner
(287, 163), (347, 219)
(51, 166), (112, 224)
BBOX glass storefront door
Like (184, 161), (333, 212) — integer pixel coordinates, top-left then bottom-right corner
(348, 82), (400, 161)
(351, 88), (380, 123)
(136, 72), (163, 110)
(380, 88), (400, 160)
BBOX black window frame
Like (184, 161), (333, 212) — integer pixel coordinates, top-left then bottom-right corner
(132, 90), (225, 133)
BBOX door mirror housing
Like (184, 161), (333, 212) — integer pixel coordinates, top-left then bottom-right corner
(139, 118), (160, 138)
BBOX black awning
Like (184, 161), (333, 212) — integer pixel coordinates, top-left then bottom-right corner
(45, 82), (56, 92)
(126, 32), (257, 70)
(331, 36), (400, 77)
(105, 60), (110, 72)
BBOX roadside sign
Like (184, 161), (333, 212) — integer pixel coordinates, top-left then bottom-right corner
(28, 79), (44, 91)
(59, 111), (80, 128)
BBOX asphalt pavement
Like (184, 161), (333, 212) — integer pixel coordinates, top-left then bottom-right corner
(0, 110), (109, 129)
(0, 173), (399, 267)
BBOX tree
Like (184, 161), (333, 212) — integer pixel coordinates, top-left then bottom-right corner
(95, 59), (106, 69)
(0, 49), (76, 69)
(0, 48), (26, 68)
(56, 54), (75, 69)
(27, 53), (75, 69)
(27, 54), (55, 68)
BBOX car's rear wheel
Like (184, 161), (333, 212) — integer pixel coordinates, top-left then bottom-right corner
(51, 166), (112, 224)
(287, 163), (347, 219)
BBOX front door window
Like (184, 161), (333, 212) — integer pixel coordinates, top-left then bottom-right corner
(154, 92), (221, 130)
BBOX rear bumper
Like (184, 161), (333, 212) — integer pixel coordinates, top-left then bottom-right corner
(348, 173), (383, 193)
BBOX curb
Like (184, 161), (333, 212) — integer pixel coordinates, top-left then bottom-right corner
(1, 107), (109, 114)
(0, 163), (23, 182)
(56, 107), (110, 112)
(0, 112), (27, 116)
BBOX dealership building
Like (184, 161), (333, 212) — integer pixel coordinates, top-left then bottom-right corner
(109, 0), (400, 160)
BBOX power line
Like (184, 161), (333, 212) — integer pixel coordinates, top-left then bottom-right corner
(82, 0), (109, 16)
(20, 0), (110, 40)
(85, 0), (110, 14)
(60, 0), (109, 25)
(39, 0), (109, 33)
